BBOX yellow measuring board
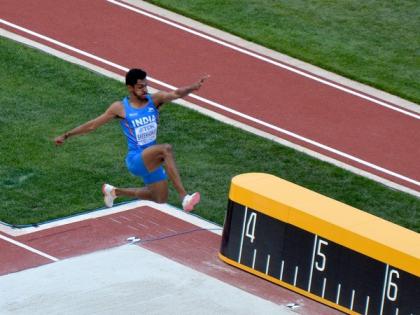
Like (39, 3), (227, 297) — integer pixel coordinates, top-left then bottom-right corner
(219, 173), (420, 315)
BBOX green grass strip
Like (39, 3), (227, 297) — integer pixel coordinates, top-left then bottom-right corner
(148, 0), (420, 104)
(0, 37), (418, 231)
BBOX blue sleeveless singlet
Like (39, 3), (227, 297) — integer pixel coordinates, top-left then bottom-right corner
(120, 95), (159, 152)
(120, 95), (167, 184)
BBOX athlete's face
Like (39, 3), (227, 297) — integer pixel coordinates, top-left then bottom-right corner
(130, 79), (148, 101)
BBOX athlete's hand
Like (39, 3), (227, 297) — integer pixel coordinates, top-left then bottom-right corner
(54, 134), (66, 146)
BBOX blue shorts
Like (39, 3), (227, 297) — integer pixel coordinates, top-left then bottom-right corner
(125, 151), (167, 185)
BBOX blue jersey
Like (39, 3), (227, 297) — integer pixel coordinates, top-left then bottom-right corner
(120, 95), (159, 152)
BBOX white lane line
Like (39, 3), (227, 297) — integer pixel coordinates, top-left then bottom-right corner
(110, 0), (420, 120)
(0, 233), (59, 262)
(1, 28), (418, 198)
(0, 18), (127, 72)
(0, 18), (418, 188)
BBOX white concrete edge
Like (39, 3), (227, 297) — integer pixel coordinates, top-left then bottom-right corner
(122, 0), (419, 113)
(0, 199), (223, 237)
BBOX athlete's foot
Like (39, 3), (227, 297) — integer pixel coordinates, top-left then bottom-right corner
(102, 183), (116, 207)
(182, 192), (200, 212)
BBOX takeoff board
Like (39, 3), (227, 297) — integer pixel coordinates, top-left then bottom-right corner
(219, 173), (419, 315)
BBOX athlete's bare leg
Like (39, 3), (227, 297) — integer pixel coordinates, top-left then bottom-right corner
(114, 186), (153, 200)
(105, 144), (186, 204)
(114, 180), (168, 203)
(141, 144), (187, 200)
(147, 180), (169, 203)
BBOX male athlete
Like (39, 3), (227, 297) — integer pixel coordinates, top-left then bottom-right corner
(55, 68), (208, 212)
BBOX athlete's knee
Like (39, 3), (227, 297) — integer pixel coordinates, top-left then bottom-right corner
(163, 144), (173, 160)
(162, 144), (173, 158)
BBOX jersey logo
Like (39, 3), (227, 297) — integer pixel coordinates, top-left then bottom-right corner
(131, 115), (157, 128)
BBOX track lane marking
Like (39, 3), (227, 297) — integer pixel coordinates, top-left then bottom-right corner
(109, 0), (419, 120)
(2, 26), (416, 197)
(0, 19), (418, 189)
(0, 233), (59, 262)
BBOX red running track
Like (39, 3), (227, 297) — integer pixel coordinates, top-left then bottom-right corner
(0, 0), (419, 193)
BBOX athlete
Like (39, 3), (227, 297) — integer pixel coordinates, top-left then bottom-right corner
(54, 68), (209, 212)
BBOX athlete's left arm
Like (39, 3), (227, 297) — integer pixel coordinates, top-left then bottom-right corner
(152, 75), (209, 108)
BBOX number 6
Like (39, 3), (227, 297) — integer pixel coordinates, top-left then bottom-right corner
(386, 269), (399, 301)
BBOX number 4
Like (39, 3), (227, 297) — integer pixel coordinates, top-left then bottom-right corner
(245, 212), (257, 243)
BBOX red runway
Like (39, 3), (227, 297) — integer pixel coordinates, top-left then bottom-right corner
(0, 203), (341, 314)
(0, 0), (419, 194)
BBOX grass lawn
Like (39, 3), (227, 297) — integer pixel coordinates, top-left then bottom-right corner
(0, 36), (419, 232)
(148, 0), (420, 105)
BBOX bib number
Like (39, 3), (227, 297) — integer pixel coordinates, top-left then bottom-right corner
(135, 122), (157, 146)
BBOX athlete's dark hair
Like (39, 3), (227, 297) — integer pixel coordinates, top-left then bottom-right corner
(125, 68), (147, 86)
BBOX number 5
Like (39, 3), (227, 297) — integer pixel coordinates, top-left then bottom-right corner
(315, 239), (329, 272)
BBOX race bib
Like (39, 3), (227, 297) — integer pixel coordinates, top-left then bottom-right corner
(135, 122), (157, 146)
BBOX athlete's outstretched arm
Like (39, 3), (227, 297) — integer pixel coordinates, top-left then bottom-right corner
(54, 102), (123, 145)
(152, 75), (209, 108)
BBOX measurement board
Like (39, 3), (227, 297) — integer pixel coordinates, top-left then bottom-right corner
(219, 173), (419, 314)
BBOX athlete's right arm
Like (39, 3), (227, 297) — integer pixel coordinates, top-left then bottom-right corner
(54, 102), (124, 145)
